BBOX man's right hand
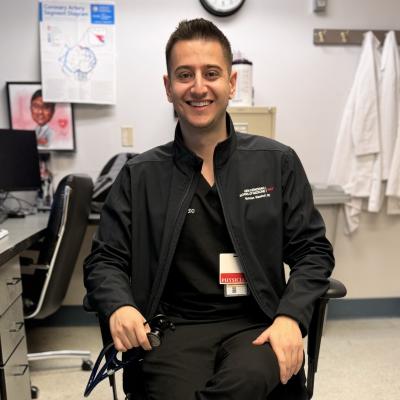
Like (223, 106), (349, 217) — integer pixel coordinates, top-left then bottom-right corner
(109, 306), (152, 352)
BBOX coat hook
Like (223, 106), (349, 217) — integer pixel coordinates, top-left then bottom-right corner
(340, 30), (349, 43)
(316, 30), (326, 43)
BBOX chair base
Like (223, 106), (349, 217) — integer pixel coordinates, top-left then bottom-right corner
(31, 385), (39, 399)
(28, 350), (93, 370)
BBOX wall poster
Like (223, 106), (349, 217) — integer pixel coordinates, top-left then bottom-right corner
(39, 0), (116, 104)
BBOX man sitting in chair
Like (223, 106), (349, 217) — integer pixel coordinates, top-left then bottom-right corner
(84, 18), (334, 400)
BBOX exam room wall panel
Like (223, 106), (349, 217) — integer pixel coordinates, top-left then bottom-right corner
(1, 0), (400, 303)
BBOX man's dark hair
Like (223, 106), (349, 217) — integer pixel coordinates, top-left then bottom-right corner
(30, 89), (56, 113)
(165, 18), (233, 75)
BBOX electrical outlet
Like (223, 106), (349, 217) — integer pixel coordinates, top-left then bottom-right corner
(121, 126), (133, 147)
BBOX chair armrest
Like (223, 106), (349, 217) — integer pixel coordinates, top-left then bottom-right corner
(20, 256), (35, 266)
(306, 277), (347, 398)
(83, 296), (95, 313)
(20, 264), (49, 275)
(323, 278), (347, 299)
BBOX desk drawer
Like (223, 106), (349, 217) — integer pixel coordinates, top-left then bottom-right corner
(0, 258), (22, 317)
(0, 297), (25, 365)
(0, 337), (31, 400)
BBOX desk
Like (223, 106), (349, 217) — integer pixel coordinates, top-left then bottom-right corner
(0, 213), (48, 400)
(0, 214), (48, 265)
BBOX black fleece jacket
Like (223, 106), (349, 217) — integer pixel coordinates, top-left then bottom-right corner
(84, 114), (334, 335)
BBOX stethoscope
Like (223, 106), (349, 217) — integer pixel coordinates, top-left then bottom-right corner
(84, 314), (175, 397)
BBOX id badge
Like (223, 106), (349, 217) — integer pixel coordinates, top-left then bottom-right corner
(219, 253), (248, 297)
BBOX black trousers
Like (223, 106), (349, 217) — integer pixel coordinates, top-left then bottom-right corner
(140, 317), (307, 400)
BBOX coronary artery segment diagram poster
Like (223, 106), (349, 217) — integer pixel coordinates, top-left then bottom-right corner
(39, 0), (116, 104)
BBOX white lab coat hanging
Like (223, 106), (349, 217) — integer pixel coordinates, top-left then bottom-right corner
(383, 31), (400, 214)
(328, 32), (381, 233)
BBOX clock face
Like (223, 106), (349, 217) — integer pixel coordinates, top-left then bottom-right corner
(200, 0), (246, 17)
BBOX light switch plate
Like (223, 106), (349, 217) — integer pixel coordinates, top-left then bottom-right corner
(121, 126), (133, 147)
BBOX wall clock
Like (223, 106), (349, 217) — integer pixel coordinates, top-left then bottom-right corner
(199, 0), (246, 17)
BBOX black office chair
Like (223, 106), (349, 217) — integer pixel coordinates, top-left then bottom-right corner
(89, 278), (346, 400)
(20, 174), (94, 395)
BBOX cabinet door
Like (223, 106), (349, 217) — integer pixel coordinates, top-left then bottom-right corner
(0, 338), (31, 400)
(0, 298), (25, 365)
(0, 258), (22, 317)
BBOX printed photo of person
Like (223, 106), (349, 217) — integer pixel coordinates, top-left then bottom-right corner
(30, 89), (56, 147)
(6, 82), (75, 151)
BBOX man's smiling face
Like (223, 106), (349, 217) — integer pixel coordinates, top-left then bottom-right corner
(164, 39), (236, 135)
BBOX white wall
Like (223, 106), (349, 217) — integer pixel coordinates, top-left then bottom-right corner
(5, 0), (400, 182)
(1, 0), (400, 300)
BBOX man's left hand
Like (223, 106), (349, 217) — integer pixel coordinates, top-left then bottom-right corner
(252, 315), (303, 384)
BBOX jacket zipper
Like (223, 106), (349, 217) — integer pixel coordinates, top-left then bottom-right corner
(147, 172), (197, 318)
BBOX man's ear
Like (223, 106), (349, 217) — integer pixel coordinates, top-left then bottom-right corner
(228, 70), (237, 100)
(163, 74), (173, 103)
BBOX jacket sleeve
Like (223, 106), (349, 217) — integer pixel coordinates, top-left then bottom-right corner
(83, 165), (136, 321)
(275, 148), (335, 335)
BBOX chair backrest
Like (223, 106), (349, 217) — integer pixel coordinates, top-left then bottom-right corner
(26, 174), (93, 319)
(92, 152), (137, 203)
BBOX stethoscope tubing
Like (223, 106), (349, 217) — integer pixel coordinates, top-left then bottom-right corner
(84, 314), (174, 397)
(84, 342), (143, 397)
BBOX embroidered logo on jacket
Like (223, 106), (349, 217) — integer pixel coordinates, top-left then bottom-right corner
(239, 186), (274, 201)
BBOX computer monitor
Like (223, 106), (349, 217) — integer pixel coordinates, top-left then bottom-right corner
(0, 129), (41, 192)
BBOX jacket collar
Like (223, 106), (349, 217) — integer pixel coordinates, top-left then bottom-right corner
(173, 113), (237, 174)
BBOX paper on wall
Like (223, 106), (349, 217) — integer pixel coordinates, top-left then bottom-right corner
(39, 0), (116, 104)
